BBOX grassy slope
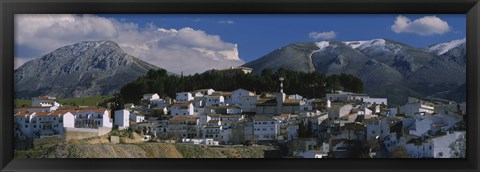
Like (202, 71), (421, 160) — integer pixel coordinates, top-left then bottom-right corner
(14, 95), (113, 108)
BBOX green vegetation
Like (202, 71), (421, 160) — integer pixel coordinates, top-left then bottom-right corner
(57, 95), (113, 107)
(119, 68), (364, 105)
(14, 95), (113, 108)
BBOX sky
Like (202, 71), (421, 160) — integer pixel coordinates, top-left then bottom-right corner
(14, 14), (465, 75)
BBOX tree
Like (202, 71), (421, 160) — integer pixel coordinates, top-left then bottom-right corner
(450, 137), (466, 158)
(391, 147), (410, 158)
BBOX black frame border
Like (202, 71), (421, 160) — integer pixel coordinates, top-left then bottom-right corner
(1, 0), (479, 172)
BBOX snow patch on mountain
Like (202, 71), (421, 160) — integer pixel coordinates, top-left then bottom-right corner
(426, 38), (466, 55)
(314, 41), (330, 52)
(343, 39), (386, 50)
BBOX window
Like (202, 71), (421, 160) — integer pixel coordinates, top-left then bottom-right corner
(39, 118), (42, 121)
(34, 125), (36, 128)
(271, 122), (274, 124)
(438, 152), (443, 157)
(25, 125), (28, 128)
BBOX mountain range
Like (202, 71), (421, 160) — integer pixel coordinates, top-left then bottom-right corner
(15, 38), (466, 107)
(243, 38), (466, 106)
(15, 41), (161, 99)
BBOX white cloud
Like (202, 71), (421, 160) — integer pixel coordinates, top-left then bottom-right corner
(218, 20), (235, 24)
(14, 14), (244, 75)
(308, 31), (336, 40)
(391, 15), (450, 36)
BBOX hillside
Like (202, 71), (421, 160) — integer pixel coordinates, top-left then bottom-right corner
(15, 142), (277, 158)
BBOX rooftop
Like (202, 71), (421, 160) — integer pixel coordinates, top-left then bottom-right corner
(170, 116), (199, 122)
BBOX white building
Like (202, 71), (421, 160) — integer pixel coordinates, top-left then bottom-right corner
(366, 117), (390, 142)
(326, 91), (370, 102)
(31, 96), (59, 107)
(205, 95), (225, 107)
(240, 95), (258, 113)
(14, 110), (75, 139)
(176, 92), (194, 103)
(171, 102), (195, 116)
(192, 88), (215, 96)
(405, 131), (465, 158)
(114, 109), (130, 130)
(399, 102), (434, 116)
(129, 112), (145, 123)
(143, 93), (160, 101)
(405, 117), (433, 138)
(231, 88), (255, 105)
(253, 115), (279, 141)
(287, 124), (299, 140)
(72, 108), (112, 128)
(327, 104), (353, 124)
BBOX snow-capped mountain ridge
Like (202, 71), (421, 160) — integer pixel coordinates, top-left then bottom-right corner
(243, 38), (466, 106)
(426, 38), (466, 55)
(343, 39), (387, 50)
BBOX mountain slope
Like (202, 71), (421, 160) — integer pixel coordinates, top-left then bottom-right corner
(242, 42), (318, 74)
(242, 38), (466, 106)
(15, 41), (162, 99)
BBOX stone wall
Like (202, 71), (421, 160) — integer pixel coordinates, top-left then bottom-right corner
(64, 127), (112, 141)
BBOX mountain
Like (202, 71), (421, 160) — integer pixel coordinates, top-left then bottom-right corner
(243, 38), (466, 106)
(15, 40), (163, 99)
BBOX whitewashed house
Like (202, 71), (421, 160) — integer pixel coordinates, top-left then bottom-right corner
(327, 104), (353, 125)
(72, 108), (112, 128)
(326, 91), (370, 102)
(171, 102), (195, 116)
(231, 88), (255, 105)
(192, 88), (215, 96)
(32, 96), (61, 107)
(205, 126), (222, 140)
(114, 109), (130, 130)
(129, 111), (145, 123)
(253, 115), (279, 141)
(240, 95), (258, 113)
(14, 110), (75, 139)
(287, 124), (299, 140)
(366, 117), (390, 142)
(176, 92), (194, 103)
(168, 116), (200, 139)
(406, 117), (434, 138)
(404, 131), (465, 158)
(143, 93), (160, 101)
(399, 102), (434, 116)
(205, 95), (225, 107)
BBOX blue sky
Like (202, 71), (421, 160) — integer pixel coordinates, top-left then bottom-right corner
(15, 14), (465, 74)
(98, 14), (465, 62)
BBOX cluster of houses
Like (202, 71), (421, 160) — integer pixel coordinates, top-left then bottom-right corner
(14, 96), (131, 140)
(14, 79), (467, 158)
